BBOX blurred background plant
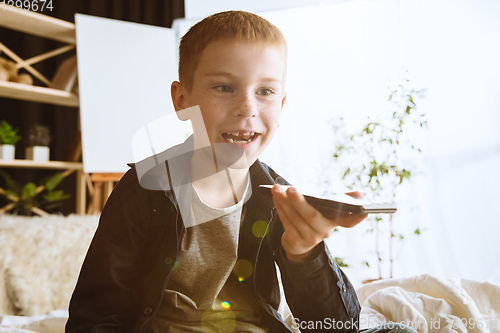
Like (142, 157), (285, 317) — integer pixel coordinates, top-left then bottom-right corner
(328, 72), (427, 279)
(0, 170), (70, 216)
(0, 120), (21, 146)
(26, 123), (52, 147)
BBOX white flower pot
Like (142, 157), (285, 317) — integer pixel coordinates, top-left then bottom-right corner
(0, 144), (15, 160)
(25, 146), (50, 162)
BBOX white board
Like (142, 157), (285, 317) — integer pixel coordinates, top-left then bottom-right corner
(75, 14), (191, 173)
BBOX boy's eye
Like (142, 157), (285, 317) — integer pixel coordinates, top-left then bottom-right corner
(215, 85), (233, 93)
(257, 88), (274, 96)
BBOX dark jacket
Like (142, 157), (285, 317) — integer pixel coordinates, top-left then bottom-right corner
(66, 140), (360, 332)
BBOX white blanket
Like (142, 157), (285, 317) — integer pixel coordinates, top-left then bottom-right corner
(357, 274), (500, 333)
(0, 309), (67, 333)
(1, 274), (499, 332)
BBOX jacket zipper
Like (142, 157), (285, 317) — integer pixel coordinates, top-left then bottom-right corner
(253, 207), (276, 304)
(139, 191), (179, 332)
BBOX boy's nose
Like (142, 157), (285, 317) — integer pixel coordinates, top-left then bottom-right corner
(233, 94), (257, 118)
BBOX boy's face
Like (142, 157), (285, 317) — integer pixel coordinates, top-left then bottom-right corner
(172, 40), (287, 168)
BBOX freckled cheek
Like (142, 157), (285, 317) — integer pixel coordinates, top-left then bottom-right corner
(199, 101), (231, 138)
(260, 104), (282, 125)
(198, 96), (225, 115)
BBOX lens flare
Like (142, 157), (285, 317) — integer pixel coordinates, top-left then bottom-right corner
(201, 307), (236, 332)
(233, 259), (253, 281)
(252, 220), (268, 238)
(221, 301), (230, 309)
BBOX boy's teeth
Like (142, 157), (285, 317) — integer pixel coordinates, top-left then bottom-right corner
(227, 137), (251, 144)
(222, 131), (256, 144)
(227, 131), (254, 136)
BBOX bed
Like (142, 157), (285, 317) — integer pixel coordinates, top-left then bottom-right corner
(1, 215), (499, 332)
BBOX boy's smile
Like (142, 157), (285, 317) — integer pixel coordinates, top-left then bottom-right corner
(172, 40), (287, 168)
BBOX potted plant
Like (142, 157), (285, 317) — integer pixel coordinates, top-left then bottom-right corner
(0, 170), (70, 216)
(329, 73), (427, 281)
(0, 120), (21, 160)
(25, 124), (52, 162)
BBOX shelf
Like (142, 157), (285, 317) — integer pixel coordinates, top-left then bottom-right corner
(0, 80), (79, 107)
(0, 7), (86, 214)
(0, 159), (83, 170)
(0, 6), (76, 44)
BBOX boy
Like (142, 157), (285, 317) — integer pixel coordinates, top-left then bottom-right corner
(67, 10), (370, 332)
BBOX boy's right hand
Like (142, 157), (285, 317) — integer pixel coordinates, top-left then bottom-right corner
(272, 185), (368, 263)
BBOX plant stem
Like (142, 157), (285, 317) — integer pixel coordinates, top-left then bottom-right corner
(376, 219), (382, 279)
(389, 214), (393, 278)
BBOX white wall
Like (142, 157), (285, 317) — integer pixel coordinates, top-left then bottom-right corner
(184, 0), (348, 20)
(181, 0), (500, 286)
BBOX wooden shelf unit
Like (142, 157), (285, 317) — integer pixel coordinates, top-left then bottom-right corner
(0, 7), (87, 215)
(0, 159), (83, 170)
(0, 80), (79, 107)
(0, 6), (76, 44)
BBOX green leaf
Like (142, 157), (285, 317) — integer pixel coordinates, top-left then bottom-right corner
(21, 183), (37, 200)
(0, 170), (23, 196)
(43, 190), (70, 202)
(0, 120), (21, 145)
(44, 173), (64, 191)
(343, 168), (351, 178)
(5, 190), (18, 198)
(406, 105), (411, 114)
(398, 169), (411, 184)
(379, 162), (389, 175)
(369, 165), (378, 179)
(335, 257), (348, 267)
(43, 202), (64, 210)
(414, 228), (421, 235)
(365, 261), (370, 268)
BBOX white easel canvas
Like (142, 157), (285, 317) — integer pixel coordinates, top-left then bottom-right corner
(75, 14), (191, 173)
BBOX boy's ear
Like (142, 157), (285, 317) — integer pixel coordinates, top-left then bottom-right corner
(278, 93), (287, 128)
(281, 93), (287, 109)
(171, 81), (189, 121)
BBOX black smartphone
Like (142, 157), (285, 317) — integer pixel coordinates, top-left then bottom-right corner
(259, 185), (397, 214)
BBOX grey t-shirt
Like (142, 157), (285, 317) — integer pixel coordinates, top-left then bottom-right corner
(152, 178), (267, 333)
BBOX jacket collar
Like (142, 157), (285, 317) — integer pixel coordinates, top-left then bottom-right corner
(129, 135), (279, 210)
